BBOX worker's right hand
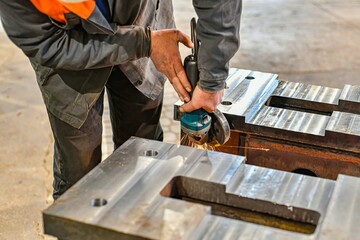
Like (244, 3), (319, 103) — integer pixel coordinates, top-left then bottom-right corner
(179, 87), (224, 113)
(150, 29), (193, 102)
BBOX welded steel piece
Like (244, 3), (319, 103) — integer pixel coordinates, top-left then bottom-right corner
(174, 69), (360, 179)
(43, 137), (359, 240)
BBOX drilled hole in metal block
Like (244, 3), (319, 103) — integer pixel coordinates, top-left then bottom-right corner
(91, 198), (108, 207)
(245, 76), (255, 80)
(143, 150), (158, 157)
(221, 101), (232, 106)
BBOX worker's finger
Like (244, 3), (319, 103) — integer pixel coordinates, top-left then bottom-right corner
(166, 68), (190, 102)
(174, 61), (192, 93)
(171, 77), (190, 102)
(201, 105), (216, 113)
(180, 101), (216, 113)
(177, 31), (193, 49)
(179, 100), (199, 113)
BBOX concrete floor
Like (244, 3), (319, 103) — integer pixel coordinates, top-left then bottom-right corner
(0, 0), (359, 239)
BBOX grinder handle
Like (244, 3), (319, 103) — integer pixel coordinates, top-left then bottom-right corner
(184, 55), (198, 96)
(184, 18), (199, 97)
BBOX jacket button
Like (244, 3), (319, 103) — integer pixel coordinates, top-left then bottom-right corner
(134, 80), (143, 86)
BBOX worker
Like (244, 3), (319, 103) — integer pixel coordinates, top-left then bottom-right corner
(0, 0), (242, 200)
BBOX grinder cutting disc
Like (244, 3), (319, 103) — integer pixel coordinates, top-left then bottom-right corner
(208, 109), (230, 146)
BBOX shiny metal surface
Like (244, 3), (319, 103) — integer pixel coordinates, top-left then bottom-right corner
(327, 111), (360, 136)
(249, 107), (330, 136)
(174, 69), (279, 124)
(272, 81), (342, 104)
(219, 69), (279, 121)
(43, 137), (359, 240)
(340, 84), (360, 103)
(338, 84), (360, 115)
(174, 69), (360, 179)
(176, 69), (359, 139)
(174, 69), (360, 149)
(317, 175), (360, 240)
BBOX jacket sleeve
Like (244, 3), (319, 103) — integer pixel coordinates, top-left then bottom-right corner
(193, 0), (242, 92)
(0, 0), (150, 70)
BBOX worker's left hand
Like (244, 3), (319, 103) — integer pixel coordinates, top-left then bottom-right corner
(179, 87), (224, 113)
(150, 29), (193, 102)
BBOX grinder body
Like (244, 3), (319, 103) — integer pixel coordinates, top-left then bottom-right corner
(180, 19), (212, 145)
(180, 18), (230, 146)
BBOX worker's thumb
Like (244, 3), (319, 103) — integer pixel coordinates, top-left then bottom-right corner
(179, 101), (197, 113)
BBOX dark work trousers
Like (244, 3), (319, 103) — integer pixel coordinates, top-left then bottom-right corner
(47, 67), (164, 200)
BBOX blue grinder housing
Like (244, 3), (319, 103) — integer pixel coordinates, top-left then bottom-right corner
(180, 109), (211, 141)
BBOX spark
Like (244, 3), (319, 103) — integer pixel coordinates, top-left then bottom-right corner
(181, 134), (270, 152)
(219, 145), (270, 152)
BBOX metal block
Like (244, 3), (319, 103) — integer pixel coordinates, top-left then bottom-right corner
(43, 137), (359, 239)
(174, 69), (360, 179)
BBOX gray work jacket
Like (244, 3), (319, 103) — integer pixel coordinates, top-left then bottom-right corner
(0, 0), (241, 129)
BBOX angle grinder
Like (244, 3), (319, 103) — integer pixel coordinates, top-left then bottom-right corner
(180, 18), (230, 146)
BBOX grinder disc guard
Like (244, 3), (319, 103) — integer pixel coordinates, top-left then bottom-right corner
(208, 108), (230, 146)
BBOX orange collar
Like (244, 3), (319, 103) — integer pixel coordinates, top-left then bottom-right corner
(31, 0), (96, 23)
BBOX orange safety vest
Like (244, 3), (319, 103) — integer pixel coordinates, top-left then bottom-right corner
(30, 0), (96, 23)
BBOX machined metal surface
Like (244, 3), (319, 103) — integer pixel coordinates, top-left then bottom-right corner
(43, 137), (359, 239)
(174, 69), (360, 179)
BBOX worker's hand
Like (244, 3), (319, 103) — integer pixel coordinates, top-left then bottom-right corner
(179, 87), (224, 113)
(150, 29), (193, 102)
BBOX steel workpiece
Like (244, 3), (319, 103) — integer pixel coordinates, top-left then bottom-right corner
(43, 137), (359, 239)
(174, 69), (360, 179)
